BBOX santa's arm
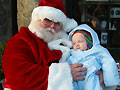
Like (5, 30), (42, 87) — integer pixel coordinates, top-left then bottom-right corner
(2, 39), (50, 90)
(2, 38), (73, 90)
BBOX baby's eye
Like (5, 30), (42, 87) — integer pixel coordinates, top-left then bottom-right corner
(78, 40), (85, 43)
(78, 40), (83, 43)
(73, 42), (75, 45)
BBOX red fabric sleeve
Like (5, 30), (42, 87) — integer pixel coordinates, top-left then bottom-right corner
(2, 38), (49, 90)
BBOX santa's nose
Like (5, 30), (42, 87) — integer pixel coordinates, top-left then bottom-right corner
(50, 23), (55, 29)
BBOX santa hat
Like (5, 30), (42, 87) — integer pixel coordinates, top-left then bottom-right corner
(72, 30), (93, 49)
(31, 0), (78, 32)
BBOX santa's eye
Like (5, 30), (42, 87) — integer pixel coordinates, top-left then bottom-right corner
(44, 18), (52, 23)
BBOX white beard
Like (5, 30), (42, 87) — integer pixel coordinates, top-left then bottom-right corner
(28, 21), (65, 43)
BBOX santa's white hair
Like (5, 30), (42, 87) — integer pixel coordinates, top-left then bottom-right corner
(28, 20), (67, 43)
(28, 19), (72, 62)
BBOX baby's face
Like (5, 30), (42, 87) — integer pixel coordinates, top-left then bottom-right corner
(72, 33), (88, 51)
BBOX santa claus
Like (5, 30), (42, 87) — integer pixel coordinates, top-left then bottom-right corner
(2, 0), (89, 90)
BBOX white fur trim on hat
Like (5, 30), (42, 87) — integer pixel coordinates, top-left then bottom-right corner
(47, 63), (73, 90)
(31, 6), (78, 32)
(64, 18), (78, 32)
(31, 6), (66, 26)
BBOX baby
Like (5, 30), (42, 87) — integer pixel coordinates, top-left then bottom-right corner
(66, 24), (120, 90)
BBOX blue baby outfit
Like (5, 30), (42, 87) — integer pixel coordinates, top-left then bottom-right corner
(67, 24), (120, 90)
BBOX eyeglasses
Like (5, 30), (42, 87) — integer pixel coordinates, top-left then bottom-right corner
(43, 18), (62, 27)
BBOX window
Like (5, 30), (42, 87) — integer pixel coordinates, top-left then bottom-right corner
(66, 0), (120, 62)
(66, 0), (120, 48)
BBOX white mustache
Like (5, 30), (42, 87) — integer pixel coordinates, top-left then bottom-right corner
(47, 28), (56, 34)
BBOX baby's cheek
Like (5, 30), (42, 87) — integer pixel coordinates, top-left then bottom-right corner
(73, 47), (76, 50)
(74, 48), (78, 51)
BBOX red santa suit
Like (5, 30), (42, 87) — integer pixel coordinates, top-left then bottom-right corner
(2, 0), (78, 90)
(3, 27), (62, 90)
(3, 27), (74, 90)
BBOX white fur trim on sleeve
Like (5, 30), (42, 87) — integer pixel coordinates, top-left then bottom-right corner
(47, 63), (73, 90)
(4, 88), (11, 90)
(48, 39), (72, 50)
(48, 39), (72, 62)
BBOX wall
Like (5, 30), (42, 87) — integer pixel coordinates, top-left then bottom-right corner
(17, 0), (66, 30)
(0, 0), (12, 43)
(17, 0), (39, 30)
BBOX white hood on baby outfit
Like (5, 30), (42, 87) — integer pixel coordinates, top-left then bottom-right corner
(68, 24), (100, 47)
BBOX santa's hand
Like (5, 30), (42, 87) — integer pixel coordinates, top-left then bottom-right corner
(48, 39), (62, 50)
(60, 39), (72, 48)
(96, 70), (105, 89)
(48, 39), (71, 62)
(69, 64), (87, 81)
(48, 39), (72, 50)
